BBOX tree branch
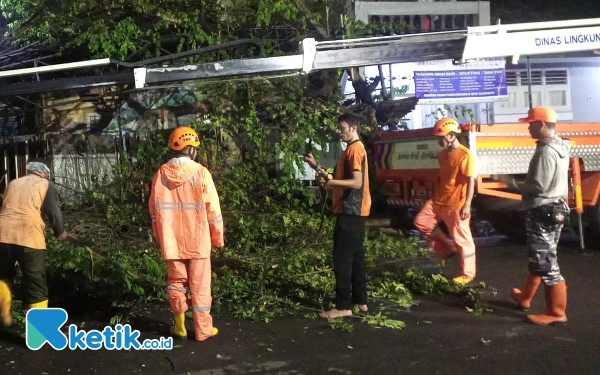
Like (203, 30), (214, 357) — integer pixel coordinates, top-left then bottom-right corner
(293, 0), (329, 39)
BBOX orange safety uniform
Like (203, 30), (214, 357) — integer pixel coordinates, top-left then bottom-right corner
(330, 139), (371, 311)
(0, 162), (66, 326)
(332, 140), (371, 217)
(149, 156), (224, 341)
(414, 118), (477, 280)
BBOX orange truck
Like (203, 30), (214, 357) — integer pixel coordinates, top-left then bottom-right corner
(374, 122), (600, 249)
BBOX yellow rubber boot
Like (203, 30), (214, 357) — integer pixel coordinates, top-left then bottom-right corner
(28, 300), (48, 309)
(0, 280), (13, 327)
(453, 275), (474, 286)
(24, 299), (49, 315)
(170, 313), (187, 340)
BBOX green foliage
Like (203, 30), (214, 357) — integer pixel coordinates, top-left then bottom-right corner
(369, 278), (414, 309)
(425, 104), (477, 125)
(0, 0), (325, 59)
(10, 86), (487, 329)
(4, 0), (488, 330)
(342, 18), (412, 39)
(45, 235), (167, 310)
(402, 267), (458, 295)
(329, 318), (355, 332)
(360, 312), (406, 330)
(364, 231), (424, 264)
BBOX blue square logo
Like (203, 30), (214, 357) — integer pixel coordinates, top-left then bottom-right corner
(26, 308), (69, 350)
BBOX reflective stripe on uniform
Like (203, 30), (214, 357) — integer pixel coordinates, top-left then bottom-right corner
(208, 215), (223, 225)
(155, 201), (206, 211)
(192, 305), (211, 312)
(166, 285), (189, 291)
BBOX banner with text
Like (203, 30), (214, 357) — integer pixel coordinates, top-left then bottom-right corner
(414, 68), (508, 104)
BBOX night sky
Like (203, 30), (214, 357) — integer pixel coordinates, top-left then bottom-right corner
(488, 0), (600, 23)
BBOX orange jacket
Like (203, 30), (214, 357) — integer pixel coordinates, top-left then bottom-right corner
(0, 174), (64, 250)
(149, 157), (224, 260)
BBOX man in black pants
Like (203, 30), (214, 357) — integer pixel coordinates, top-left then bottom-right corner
(0, 158), (74, 327)
(304, 113), (371, 319)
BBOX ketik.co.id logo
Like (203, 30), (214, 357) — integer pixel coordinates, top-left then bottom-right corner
(26, 308), (173, 350)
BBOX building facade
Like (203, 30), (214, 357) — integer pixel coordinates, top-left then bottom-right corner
(348, 1), (600, 127)
(494, 55), (600, 123)
(348, 1), (492, 129)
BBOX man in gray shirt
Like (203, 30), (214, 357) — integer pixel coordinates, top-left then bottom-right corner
(509, 106), (571, 325)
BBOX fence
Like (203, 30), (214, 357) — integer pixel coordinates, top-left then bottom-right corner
(0, 135), (49, 192)
(0, 133), (128, 201)
(50, 134), (122, 200)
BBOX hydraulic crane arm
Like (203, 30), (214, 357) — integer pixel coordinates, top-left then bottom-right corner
(133, 31), (466, 88)
(0, 17), (599, 96)
(134, 17), (600, 88)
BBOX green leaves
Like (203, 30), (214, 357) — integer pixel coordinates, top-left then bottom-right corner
(1, 0), (489, 330)
(0, 0), (313, 59)
(329, 318), (355, 332)
(360, 312), (406, 330)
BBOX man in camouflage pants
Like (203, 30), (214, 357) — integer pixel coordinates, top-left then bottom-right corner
(509, 106), (571, 325)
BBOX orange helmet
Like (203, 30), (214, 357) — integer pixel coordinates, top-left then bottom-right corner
(519, 106), (557, 123)
(168, 126), (200, 150)
(433, 118), (461, 136)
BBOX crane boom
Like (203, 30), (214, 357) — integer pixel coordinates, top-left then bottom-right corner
(0, 17), (599, 96)
(134, 31), (466, 88)
(134, 17), (600, 88)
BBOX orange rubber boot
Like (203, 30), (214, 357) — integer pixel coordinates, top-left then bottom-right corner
(527, 280), (567, 325)
(511, 272), (542, 310)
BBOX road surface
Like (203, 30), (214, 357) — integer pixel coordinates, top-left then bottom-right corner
(1, 234), (598, 375)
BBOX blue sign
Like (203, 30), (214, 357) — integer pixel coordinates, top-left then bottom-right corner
(414, 68), (507, 101)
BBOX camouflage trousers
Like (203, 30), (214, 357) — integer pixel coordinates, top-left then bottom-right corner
(525, 204), (567, 286)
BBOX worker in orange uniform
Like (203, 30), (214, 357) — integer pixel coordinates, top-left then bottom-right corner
(413, 118), (477, 285)
(304, 112), (371, 319)
(0, 159), (73, 327)
(149, 126), (224, 341)
(507, 106), (571, 325)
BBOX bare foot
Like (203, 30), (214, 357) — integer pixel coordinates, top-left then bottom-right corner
(356, 304), (368, 312)
(319, 308), (353, 319)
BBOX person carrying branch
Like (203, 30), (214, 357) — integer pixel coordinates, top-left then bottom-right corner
(304, 112), (371, 319)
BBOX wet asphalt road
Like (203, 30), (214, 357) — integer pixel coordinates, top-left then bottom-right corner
(1, 233), (599, 375)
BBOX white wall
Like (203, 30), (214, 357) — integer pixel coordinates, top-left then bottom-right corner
(569, 66), (600, 122)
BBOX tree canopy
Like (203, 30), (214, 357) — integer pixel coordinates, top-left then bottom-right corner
(0, 0), (350, 60)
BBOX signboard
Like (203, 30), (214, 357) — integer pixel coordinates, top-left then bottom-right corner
(414, 68), (508, 104)
(378, 139), (441, 170)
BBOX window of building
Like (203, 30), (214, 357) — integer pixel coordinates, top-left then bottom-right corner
(87, 113), (101, 131)
(367, 13), (479, 32)
(494, 69), (571, 116)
